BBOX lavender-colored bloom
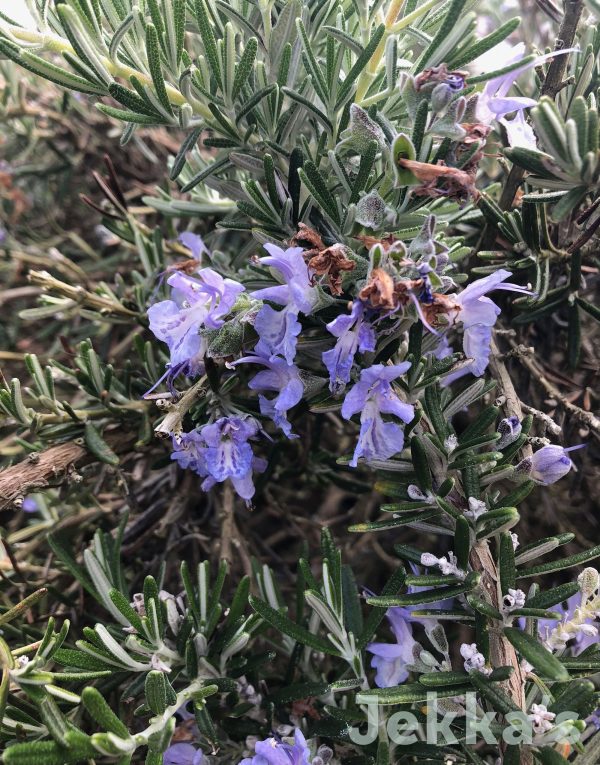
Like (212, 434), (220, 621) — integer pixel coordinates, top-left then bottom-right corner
(171, 416), (266, 501)
(237, 355), (304, 438)
(444, 269), (532, 383)
(21, 496), (39, 513)
(148, 269), (244, 376)
(250, 245), (318, 364)
(322, 301), (376, 394)
(476, 43), (575, 125)
(254, 304), (302, 366)
(341, 364), (414, 467)
(179, 232), (208, 261)
(367, 606), (418, 687)
(239, 728), (311, 765)
(500, 110), (538, 150)
(517, 444), (583, 485)
(163, 743), (204, 765)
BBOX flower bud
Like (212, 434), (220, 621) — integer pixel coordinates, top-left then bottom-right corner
(431, 82), (453, 112)
(517, 444), (582, 485)
(497, 416), (522, 449)
(578, 567), (600, 597)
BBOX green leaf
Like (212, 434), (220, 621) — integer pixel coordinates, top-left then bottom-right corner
(504, 627), (569, 681)
(81, 687), (130, 737)
(449, 17), (521, 68)
(416, 0), (467, 72)
(367, 575), (479, 607)
(194, 0), (222, 89)
(84, 422), (119, 466)
(235, 84), (277, 125)
(146, 23), (174, 116)
(517, 545), (600, 578)
(357, 566), (406, 649)
(357, 681), (472, 705)
(298, 162), (340, 224)
(249, 596), (340, 655)
(96, 104), (166, 124)
(499, 531), (516, 593)
(536, 748), (571, 765)
(467, 669), (520, 714)
(232, 37), (258, 101)
(109, 83), (160, 117)
(524, 582), (580, 611)
(455, 516), (471, 571)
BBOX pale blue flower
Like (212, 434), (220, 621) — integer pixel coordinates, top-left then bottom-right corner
(171, 416), (266, 501)
(239, 728), (311, 765)
(341, 364), (414, 467)
(250, 245), (318, 364)
(178, 232), (208, 260)
(444, 269), (532, 383)
(322, 301), (376, 394)
(236, 354), (304, 438)
(518, 444), (584, 485)
(148, 269), (244, 377)
(367, 606), (418, 687)
(163, 743), (204, 765)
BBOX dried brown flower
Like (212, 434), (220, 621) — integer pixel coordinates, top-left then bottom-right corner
(308, 244), (355, 295)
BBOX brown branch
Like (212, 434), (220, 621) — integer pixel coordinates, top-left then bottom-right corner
(0, 441), (86, 511)
(0, 433), (141, 512)
(488, 336), (534, 459)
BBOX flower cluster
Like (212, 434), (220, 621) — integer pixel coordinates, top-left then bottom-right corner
(146, 219), (567, 501)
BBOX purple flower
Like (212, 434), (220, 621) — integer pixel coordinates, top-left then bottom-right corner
(148, 269), (244, 377)
(237, 355), (303, 438)
(322, 301), (376, 394)
(367, 606), (418, 687)
(254, 304), (302, 367)
(171, 416), (266, 501)
(517, 444), (583, 485)
(341, 364), (414, 467)
(163, 743), (204, 765)
(239, 728), (311, 765)
(476, 44), (576, 125)
(178, 232), (208, 261)
(250, 245), (318, 364)
(500, 110), (538, 150)
(21, 496), (39, 513)
(444, 269), (532, 383)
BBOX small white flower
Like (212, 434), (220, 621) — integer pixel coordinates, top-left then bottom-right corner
(444, 435), (458, 453)
(17, 656), (29, 668)
(421, 552), (466, 579)
(460, 643), (490, 674)
(408, 485), (435, 503)
(511, 533), (519, 550)
(503, 588), (526, 611)
(465, 497), (487, 520)
(528, 703), (555, 734)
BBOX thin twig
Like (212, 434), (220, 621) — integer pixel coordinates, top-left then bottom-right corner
(509, 339), (600, 437)
(496, 0), (584, 214)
